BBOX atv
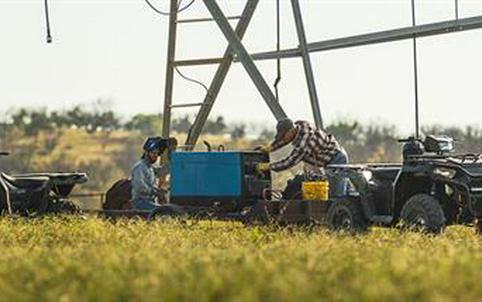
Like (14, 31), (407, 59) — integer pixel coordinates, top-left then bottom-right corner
(0, 152), (88, 215)
(283, 135), (482, 233)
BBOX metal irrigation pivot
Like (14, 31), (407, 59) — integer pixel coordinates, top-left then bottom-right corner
(159, 0), (482, 148)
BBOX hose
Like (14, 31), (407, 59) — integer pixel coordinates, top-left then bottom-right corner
(144, 0), (195, 16)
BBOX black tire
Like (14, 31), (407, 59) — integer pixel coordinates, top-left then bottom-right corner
(282, 174), (304, 200)
(400, 194), (446, 233)
(326, 199), (367, 232)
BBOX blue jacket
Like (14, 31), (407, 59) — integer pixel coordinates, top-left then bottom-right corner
(131, 158), (161, 202)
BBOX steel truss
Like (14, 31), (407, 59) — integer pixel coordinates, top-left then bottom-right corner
(162, 0), (482, 149)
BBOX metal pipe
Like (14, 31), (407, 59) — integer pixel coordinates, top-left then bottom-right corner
(455, 0), (459, 20)
(169, 102), (204, 108)
(411, 0), (420, 139)
(173, 58), (224, 67)
(249, 15), (482, 61)
(177, 15), (242, 24)
(173, 15), (482, 68)
(161, 0), (179, 138)
(291, 0), (323, 129)
(203, 0), (287, 121)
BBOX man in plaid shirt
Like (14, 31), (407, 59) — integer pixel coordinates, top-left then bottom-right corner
(256, 118), (349, 196)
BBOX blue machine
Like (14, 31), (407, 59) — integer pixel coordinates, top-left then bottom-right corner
(170, 151), (270, 208)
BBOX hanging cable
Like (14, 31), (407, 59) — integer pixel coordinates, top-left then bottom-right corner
(411, 0), (420, 138)
(44, 0), (52, 43)
(273, 0), (282, 102)
(144, 0), (195, 16)
(174, 67), (209, 94)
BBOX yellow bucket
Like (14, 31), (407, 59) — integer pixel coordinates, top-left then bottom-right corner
(302, 181), (329, 201)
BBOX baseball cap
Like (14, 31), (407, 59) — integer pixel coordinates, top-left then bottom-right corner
(274, 118), (294, 141)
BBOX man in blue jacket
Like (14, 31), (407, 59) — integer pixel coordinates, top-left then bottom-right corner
(131, 137), (169, 211)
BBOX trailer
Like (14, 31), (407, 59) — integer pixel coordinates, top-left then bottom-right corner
(101, 136), (482, 234)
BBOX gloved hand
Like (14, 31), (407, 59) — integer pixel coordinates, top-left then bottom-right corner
(157, 187), (169, 204)
(254, 145), (272, 154)
(256, 162), (271, 173)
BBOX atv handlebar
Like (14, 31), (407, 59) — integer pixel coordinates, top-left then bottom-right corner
(0, 152), (9, 156)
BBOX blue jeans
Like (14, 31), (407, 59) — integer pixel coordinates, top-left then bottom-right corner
(132, 199), (162, 211)
(328, 148), (349, 197)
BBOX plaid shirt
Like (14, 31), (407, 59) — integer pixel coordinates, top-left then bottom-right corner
(269, 120), (341, 172)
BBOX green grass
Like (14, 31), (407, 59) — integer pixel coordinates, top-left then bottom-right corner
(0, 217), (481, 302)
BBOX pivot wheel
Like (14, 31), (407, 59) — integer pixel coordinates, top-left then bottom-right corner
(400, 194), (446, 233)
(327, 199), (367, 232)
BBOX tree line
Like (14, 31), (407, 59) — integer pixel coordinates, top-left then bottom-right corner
(1, 107), (243, 139)
(2, 106), (482, 194)
(2, 106), (482, 165)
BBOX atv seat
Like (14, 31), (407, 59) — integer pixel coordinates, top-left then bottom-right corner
(13, 173), (88, 197)
(1, 173), (50, 191)
(13, 173), (88, 185)
(370, 167), (400, 182)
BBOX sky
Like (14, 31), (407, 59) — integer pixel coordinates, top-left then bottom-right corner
(2, 0), (482, 134)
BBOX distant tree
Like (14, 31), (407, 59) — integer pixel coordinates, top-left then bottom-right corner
(230, 124), (246, 140)
(257, 129), (275, 142)
(10, 109), (53, 136)
(362, 124), (400, 162)
(172, 115), (191, 133)
(11, 109), (29, 127)
(61, 105), (121, 133)
(50, 111), (69, 128)
(26, 110), (53, 136)
(65, 106), (88, 129)
(204, 116), (227, 135)
(91, 110), (119, 133)
(326, 121), (361, 146)
(125, 114), (162, 136)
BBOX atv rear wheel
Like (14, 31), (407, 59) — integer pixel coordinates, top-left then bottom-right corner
(326, 199), (367, 232)
(400, 194), (446, 233)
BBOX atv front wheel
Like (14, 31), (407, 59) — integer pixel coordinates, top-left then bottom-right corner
(400, 194), (446, 233)
(326, 199), (367, 232)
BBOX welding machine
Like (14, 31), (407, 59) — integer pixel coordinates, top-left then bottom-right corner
(170, 151), (270, 209)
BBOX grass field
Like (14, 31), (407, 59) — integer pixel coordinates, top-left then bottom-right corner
(0, 217), (481, 302)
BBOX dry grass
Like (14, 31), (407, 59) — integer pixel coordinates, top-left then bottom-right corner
(0, 217), (480, 302)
